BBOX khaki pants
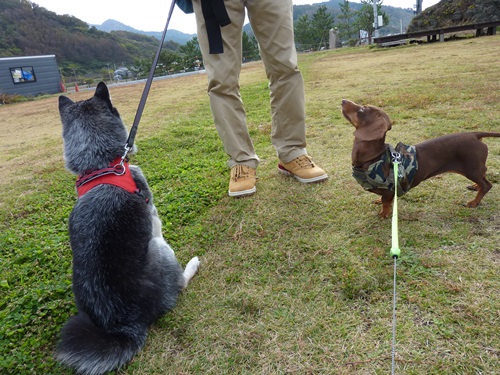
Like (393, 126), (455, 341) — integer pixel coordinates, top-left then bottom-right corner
(193, 0), (307, 169)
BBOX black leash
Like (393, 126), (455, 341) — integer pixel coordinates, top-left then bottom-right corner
(120, 0), (177, 164)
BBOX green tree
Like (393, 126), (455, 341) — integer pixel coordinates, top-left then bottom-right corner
(310, 5), (335, 50)
(132, 49), (183, 77)
(158, 49), (182, 74)
(294, 6), (334, 51)
(178, 37), (202, 70)
(294, 14), (315, 51)
(354, 0), (389, 42)
(337, 0), (357, 46)
(242, 31), (259, 62)
(100, 67), (113, 82)
(130, 58), (150, 78)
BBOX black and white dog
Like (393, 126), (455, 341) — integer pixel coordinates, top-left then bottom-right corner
(56, 82), (200, 374)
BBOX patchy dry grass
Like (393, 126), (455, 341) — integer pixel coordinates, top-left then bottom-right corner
(1, 36), (499, 374)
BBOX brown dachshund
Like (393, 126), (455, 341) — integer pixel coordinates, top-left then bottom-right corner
(341, 99), (500, 218)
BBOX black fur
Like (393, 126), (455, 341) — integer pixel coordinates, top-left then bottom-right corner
(56, 82), (199, 374)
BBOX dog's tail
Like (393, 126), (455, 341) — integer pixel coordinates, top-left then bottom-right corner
(474, 131), (500, 139)
(55, 313), (147, 375)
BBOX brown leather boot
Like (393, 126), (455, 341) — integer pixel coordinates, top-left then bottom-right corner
(278, 155), (328, 183)
(228, 164), (257, 197)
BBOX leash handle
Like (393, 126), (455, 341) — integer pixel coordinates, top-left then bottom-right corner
(390, 160), (401, 259)
(124, 0), (177, 152)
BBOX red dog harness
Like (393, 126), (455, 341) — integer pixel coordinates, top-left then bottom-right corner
(76, 157), (140, 198)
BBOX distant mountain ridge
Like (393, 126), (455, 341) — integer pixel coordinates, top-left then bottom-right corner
(94, 19), (196, 45)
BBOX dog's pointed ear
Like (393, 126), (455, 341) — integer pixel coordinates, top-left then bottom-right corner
(58, 95), (74, 110)
(353, 114), (391, 141)
(94, 82), (112, 106)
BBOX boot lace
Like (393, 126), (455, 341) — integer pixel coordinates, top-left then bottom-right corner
(231, 165), (251, 181)
(295, 155), (315, 168)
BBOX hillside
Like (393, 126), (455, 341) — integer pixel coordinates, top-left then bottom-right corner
(0, 0), (169, 76)
(408, 0), (500, 32)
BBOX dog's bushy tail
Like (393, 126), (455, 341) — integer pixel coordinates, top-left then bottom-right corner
(55, 313), (147, 375)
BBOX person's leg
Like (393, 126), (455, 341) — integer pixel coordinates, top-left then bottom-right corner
(193, 0), (259, 169)
(193, 0), (258, 197)
(246, 0), (328, 183)
(246, 0), (306, 163)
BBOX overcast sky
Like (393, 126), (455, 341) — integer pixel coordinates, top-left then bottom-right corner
(31, 0), (440, 35)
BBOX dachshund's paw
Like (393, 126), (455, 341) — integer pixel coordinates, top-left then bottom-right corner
(465, 200), (479, 208)
(379, 210), (392, 219)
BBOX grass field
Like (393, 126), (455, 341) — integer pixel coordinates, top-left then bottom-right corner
(1, 35), (499, 374)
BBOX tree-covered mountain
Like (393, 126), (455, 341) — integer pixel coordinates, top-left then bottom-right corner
(0, 0), (179, 77)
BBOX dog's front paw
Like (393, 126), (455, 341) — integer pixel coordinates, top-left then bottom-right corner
(182, 256), (200, 287)
(379, 209), (392, 219)
(465, 200), (479, 208)
(186, 256), (200, 274)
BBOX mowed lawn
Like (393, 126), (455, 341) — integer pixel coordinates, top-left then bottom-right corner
(1, 35), (499, 374)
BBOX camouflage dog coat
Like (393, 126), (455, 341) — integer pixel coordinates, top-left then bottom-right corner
(352, 143), (418, 197)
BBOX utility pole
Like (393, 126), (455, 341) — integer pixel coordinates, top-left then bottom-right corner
(373, 0), (379, 40)
(415, 0), (423, 15)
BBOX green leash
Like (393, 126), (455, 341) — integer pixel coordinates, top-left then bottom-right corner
(390, 158), (401, 260)
(390, 158), (401, 375)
